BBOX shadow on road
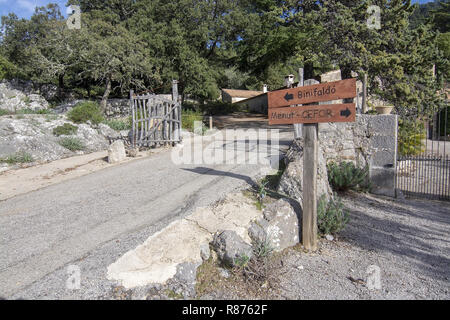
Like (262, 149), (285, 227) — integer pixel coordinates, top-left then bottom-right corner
(182, 167), (257, 187)
(342, 194), (450, 281)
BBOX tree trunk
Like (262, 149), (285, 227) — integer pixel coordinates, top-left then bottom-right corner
(362, 73), (368, 113)
(100, 76), (111, 113)
(58, 74), (65, 99)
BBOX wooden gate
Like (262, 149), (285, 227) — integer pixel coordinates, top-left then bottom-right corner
(130, 88), (182, 147)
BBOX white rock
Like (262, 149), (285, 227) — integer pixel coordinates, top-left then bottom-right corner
(108, 140), (126, 164)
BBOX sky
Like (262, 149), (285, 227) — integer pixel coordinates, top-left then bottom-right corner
(0, 0), (439, 20)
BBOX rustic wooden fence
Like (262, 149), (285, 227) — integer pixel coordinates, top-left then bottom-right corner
(130, 80), (182, 147)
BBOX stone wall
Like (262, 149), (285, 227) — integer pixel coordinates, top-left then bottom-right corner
(319, 114), (398, 197)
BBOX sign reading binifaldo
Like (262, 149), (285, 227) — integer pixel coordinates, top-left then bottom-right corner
(267, 78), (357, 109)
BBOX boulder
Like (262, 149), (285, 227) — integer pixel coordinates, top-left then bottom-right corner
(278, 138), (333, 204)
(166, 262), (201, 299)
(211, 230), (253, 267)
(248, 198), (300, 251)
(108, 140), (127, 164)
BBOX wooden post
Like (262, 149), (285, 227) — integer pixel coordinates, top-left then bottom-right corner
(294, 68), (304, 139)
(130, 90), (135, 147)
(362, 73), (368, 113)
(302, 77), (319, 251)
(209, 116), (213, 130)
(172, 80), (180, 142)
(303, 123), (318, 251)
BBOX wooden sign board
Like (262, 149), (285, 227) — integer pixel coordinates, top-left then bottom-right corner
(267, 78), (356, 109)
(269, 103), (356, 125)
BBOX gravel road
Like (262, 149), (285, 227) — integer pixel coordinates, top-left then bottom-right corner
(0, 125), (292, 299)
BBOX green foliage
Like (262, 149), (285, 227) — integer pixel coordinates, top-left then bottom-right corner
(181, 109), (203, 132)
(234, 254), (250, 268)
(1, 151), (34, 164)
(68, 101), (104, 125)
(0, 54), (17, 79)
(104, 119), (131, 131)
(327, 161), (371, 192)
(0, 109), (12, 116)
(252, 237), (274, 259)
(58, 137), (85, 151)
(199, 101), (245, 116)
(398, 119), (426, 156)
(317, 195), (349, 236)
(52, 123), (78, 136)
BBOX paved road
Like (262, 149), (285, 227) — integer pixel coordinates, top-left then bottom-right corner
(0, 125), (293, 298)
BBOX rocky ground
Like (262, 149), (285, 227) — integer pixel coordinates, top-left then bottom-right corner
(192, 192), (449, 300)
(0, 114), (123, 172)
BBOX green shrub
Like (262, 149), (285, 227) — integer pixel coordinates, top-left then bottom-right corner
(0, 109), (12, 116)
(68, 101), (104, 125)
(317, 195), (349, 235)
(1, 151), (34, 164)
(104, 119), (131, 131)
(58, 137), (85, 151)
(327, 161), (371, 192)
(53, 123), (78, 136)
(182, 109), (204, 132)
(199, 101), (245, 116)
(234, 254), (250, 268)
(398, 119), (426, 156)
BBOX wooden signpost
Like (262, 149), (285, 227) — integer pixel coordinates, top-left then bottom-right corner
(268, 78), (357, 251)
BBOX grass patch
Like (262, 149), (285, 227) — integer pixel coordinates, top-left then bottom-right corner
(182, 109), (204, 132)
(1, 151), (34, 164)
(53, 123), (78, 136)
(0, 109), (12, 116)
(68, 101), (104, 125)
(164, 289), (184, 300)
(58, 137), (85, 151)
(104, 119), (131, 131)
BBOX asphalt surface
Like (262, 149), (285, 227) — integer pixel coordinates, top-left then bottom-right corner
(0, 125), (293, 299)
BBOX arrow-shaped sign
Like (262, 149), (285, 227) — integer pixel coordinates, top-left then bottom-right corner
(340, 108), (352, 118)
(284, 93), (294, 102)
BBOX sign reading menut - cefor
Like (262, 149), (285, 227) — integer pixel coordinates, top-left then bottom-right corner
(269, 103), (355, 124)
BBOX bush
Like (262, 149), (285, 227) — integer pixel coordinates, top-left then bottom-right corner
(68, 101), (104, 125)
(317, 195), (349, 235)
(199, 101), (245, 116)
(0, 109), (11, 116)
(182, 109), (204, 132)
(58, 137), (85, 151)
(327, 161), (371, 192)
(1, 151), (34, 164)
(398, 119), (426, 156)
(53, 123), (78, 136)
(104, 119), (131, 131)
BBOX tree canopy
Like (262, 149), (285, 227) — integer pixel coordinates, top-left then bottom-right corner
(0, 0), (447, 117)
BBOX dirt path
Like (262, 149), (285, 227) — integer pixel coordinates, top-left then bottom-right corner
(0, 150), (157, 201)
